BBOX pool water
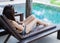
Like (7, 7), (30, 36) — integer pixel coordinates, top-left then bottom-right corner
(8, 3), (60, 24)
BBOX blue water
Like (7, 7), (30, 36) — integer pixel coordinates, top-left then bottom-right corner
(8, 3), (60, 24)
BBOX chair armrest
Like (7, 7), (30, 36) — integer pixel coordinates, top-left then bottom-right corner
(14, 13), (24, 21)
(14, 13), (23, 16)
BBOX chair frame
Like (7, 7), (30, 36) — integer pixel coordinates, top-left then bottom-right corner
(0, 15), (60, 43)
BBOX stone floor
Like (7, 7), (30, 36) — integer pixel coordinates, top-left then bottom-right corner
(0, 32), (60, 43)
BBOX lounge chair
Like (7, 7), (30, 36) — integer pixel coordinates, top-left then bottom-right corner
(0, 14), (60, 43)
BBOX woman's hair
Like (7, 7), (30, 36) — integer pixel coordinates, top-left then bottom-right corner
(3, 5), (15, 21)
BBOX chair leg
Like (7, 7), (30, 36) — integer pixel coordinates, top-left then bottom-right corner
(4, 34), (11, 43)
(57, 30), (60, 40)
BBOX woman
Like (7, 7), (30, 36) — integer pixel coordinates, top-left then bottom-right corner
(11, 15), (48, 34)
(3, 5), (48, 34)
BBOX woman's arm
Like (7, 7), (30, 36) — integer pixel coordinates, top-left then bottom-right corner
(11, 20), (24, 31)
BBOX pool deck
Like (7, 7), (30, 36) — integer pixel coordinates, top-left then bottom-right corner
(0, 32), (60, 43)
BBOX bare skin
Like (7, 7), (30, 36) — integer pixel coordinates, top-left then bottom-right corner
(11, 15), (48, 33)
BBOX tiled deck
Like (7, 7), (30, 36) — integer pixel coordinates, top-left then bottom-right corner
(0, 32), (60, 43)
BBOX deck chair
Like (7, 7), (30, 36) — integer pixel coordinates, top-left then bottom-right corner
(0, 14), (60, 43)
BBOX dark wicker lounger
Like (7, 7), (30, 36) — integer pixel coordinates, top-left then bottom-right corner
(0, 14), (60, 43)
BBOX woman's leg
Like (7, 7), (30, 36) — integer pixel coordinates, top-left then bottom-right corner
(23, 15), (35, 25)
(25, 18), (49, 33)
(26, 19), (36, 33)
(36, 19), (48, 26)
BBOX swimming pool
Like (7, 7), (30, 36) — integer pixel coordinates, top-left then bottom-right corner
(0, 3), (60, 24)
(13, 3), (60, 24)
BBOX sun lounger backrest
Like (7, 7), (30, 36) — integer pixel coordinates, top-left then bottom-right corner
(0, 15), (23, 40)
